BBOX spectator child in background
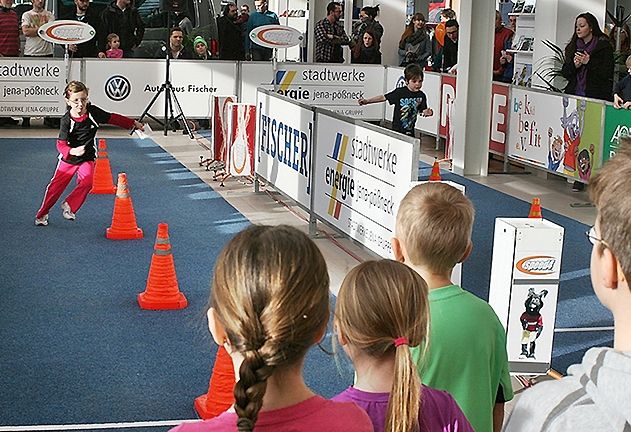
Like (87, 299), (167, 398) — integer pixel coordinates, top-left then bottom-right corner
(614, 55), (631, 109)
(193, 35), (211, 60)
(105, 33), (123, 58)
(169, 225), (373, 432)
(393, 182), (513, 432)
(505, 137), (631, 431)
(358, 64), (433, 137)
(333, 259), (474, 432)
(34, 81), (143, 226)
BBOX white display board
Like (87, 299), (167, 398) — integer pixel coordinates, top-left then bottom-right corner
(255, 90), (314, 208)
(83, 59), (237, 117)
(489, 218), (564, 375)
(241, 62), (384, 120)
(312, 111), (419, 257)
(507, 88), (604, 180)
(385, 67), (441, 136)
(0, 58), (66, 117)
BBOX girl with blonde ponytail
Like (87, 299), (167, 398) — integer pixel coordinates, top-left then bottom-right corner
(333, 260), (473, 432)
(171, 225), (372, 432)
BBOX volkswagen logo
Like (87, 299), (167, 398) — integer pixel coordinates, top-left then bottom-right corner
(105, 75), (131, 101)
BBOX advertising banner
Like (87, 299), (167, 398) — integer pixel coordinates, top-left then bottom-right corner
(83, 59), (237, 117)
(255, 91), (314, 208)
(602, 105), (631, 162)
(508, 89), (603, 181)
(227, 103), (256, 177)
(0, 58), (65, 117)
(438, 74), (456, 137)
(313, 112), (419, 257)
(490, 83), (510, 154)
(212, 95), (237, 162)
(241, 62), (384, 120)
(384, 67), (440, 136)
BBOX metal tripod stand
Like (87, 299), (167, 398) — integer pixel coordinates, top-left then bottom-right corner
(138, 41), (193, 138)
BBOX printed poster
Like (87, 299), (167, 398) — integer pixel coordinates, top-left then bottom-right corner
(508, 89), (603, 181)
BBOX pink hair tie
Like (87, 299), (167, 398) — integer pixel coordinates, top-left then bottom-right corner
(394, 337), (409, 347)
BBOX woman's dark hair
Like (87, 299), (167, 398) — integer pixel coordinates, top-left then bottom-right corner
(565, 12), (606, 58)
(399, 12), (426, 47)
(361, 4), (379, 20)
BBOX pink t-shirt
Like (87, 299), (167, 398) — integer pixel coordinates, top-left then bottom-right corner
(106, 48), (123, 58)
(170, 396), (373, 432)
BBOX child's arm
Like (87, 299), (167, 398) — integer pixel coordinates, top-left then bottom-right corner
(358, 95), (386, 106)
(614, 93), (624, 109)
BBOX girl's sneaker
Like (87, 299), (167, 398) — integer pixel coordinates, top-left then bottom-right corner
(61, 202), (76, 220)
(35, 214), (49, 226)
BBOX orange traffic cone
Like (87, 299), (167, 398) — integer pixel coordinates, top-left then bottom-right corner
(528, 197), (542, 218)
(138, 223), (187, 310)
(106, 173), (143, 240)
(194, 346), (235, 419)
(429, 158), (441, 181)
(90, 139), (117, 194)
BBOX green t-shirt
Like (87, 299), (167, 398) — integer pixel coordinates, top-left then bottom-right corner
(411, 284), (513, 432)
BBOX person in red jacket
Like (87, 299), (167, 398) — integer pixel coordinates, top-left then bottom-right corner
(493, 10), (514, 82)
(35, 81), (144, 226)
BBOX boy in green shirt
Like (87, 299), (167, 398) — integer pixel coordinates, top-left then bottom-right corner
(393, 182), (513, 432)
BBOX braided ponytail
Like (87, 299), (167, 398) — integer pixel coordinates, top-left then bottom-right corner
(211, 225), (330, 431)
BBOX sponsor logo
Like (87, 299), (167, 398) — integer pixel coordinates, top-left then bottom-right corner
(516, 256), (556, 275)
(327, 132), (351, 220)
(395, 75), (405, 88)
(272, 70), (297, 90)
(251, 25), (302, 48)
(105, 75), (131, 101)
(39, 20), (95, 44)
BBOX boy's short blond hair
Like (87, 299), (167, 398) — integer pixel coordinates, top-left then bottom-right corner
(396, 182), (474, 274)
(626, 55), (631, 69)
(589, 137), (631, 281)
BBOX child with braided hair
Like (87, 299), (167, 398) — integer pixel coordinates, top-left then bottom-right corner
(333, 259), (472, 432)
(170, 225), (372, 432)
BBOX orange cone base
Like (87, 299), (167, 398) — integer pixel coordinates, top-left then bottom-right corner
(137, 291), (187, 310)
(106, 227), (144, 240)
(90, 186), (117, 194)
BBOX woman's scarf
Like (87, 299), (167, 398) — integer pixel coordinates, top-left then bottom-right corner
(575, 36), (599, 96)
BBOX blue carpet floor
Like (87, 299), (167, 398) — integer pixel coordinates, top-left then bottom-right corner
(0, 137), (612, 429)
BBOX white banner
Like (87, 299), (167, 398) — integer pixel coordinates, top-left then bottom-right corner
(0, 58), (65, 117)
(83, 59), (237, 117)
(241, 62), (384, 120)
(313, 112), (419, 257)
(255, 90), (314, 208)
(227, 103), (256, 177)
(385, 67), (440, 136)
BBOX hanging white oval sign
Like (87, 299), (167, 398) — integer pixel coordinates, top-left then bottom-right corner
(38, 20), (96, 45)
(249, 25), (303, 49)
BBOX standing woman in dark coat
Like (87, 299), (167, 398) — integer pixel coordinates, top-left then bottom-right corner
(351, 28), (381, 64)
(561, 12), (614, 101)
(561, 12), (613, 192)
